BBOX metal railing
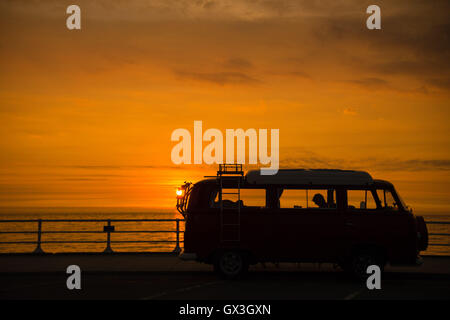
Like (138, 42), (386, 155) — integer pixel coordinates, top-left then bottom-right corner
(0, 218), (184, 254)
(0, 219), (448, 254)
(426, 221), (450, 247)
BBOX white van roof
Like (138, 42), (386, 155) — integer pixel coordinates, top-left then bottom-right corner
(246, 169), (373, 186)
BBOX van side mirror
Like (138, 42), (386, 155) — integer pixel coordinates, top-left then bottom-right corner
(360, 201), (366, 209)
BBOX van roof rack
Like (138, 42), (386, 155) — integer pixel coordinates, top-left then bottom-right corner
(217, 164), (243, 176)
(204, 164), (244, 178)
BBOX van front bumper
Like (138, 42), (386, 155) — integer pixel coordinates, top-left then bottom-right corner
(179, 252), (197, 261)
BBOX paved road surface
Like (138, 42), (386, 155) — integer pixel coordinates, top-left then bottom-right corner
(1, 271), (449, 300)
(1, 254), (449, 299)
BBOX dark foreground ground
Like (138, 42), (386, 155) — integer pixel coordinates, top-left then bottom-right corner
(0, 254), (449, 300)
(1, 271), (450, 300)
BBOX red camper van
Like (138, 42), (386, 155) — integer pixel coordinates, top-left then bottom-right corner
(176, 164), (428, 278)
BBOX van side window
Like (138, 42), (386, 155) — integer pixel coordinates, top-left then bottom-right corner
(211, 188), (266, 208)
(308, 189), (336, 209)
(347, 190), (377, 210)
(279, 189), (336, 209)
(279, 189), (308, 209)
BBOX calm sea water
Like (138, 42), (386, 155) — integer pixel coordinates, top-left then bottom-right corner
(0, 208), (448, 255)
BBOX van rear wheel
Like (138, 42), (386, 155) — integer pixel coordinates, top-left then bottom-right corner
(214, 251), (248, 279)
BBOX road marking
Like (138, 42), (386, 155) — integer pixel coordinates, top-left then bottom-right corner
(344, 289), (363, 300)
(140, 280), (224, 300)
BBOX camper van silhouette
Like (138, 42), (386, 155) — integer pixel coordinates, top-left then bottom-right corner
(177, 165), (428, 279)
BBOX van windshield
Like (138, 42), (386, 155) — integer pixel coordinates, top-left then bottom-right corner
(376, 188), (404, 210)
(395, 189), (407, 209)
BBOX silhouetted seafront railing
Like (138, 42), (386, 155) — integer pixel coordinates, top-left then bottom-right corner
(425, 221), (450, 247)
(0, 219), (448, 254)
(0, 218), (184, 254)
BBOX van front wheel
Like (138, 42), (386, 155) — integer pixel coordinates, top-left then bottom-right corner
(351, 252), (384, 280)
(214, 251), (248, 279)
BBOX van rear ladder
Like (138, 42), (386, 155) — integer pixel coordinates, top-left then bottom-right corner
(217, 164), (244, 243)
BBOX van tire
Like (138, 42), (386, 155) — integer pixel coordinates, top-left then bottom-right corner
(350, 251), (384, 280)
(213, 251), (248, 279)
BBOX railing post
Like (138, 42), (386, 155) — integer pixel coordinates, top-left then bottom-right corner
(173, 219), (181, 254)
(103, 219), (114, 253)
(33, 219), (44, 254)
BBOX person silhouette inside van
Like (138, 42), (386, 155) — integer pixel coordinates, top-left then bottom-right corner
(312, 194), (327, 208)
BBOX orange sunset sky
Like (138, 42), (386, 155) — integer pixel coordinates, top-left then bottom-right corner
(0, 0), (449, 214)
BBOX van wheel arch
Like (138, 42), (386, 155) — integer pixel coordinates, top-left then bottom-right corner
(209, 248), (254, 263)
(212, 249), (251, 279)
